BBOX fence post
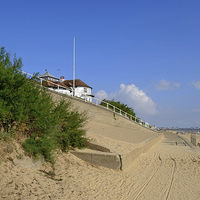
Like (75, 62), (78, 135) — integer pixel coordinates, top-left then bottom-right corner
(113, 106), (115, 113)
(107, 103), (108, 110)
(191, 133), (197, 146)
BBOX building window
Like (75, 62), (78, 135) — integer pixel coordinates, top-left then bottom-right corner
(84, 88), (87, 93)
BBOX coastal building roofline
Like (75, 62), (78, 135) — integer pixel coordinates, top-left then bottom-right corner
(38, 72), (59, 80)
(63, 79), (92, 89)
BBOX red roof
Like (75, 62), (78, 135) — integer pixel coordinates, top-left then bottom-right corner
(63, 79), (92, 89)
(42, 80), (70, 90)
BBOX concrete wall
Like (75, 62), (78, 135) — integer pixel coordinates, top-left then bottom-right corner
(191, 133), (197, 146)
(70, 134), (163, 171)
(190, 133), (200, 146)
(70, 150), (121, 170)
(48, 90), (162, 171)
(120, 134), (163, 170)
(49, 90), (157, 133)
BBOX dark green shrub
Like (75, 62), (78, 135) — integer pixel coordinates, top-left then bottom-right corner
(0, 47), (88, 164)
(23, 136), (57, 164)
(52, 100), (88, 152)
(100, 99), (136, 117)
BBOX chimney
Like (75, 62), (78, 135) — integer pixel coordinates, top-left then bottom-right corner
(60, 76), (65, 82)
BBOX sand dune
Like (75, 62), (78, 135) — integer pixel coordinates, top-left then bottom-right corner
(1, 131), (200, 200)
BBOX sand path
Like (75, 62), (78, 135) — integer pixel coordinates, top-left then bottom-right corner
(1, 131), (200, 199)
(122, 132), (200, 200)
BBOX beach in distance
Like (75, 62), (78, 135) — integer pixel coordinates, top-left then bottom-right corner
(166, 128), (200, 133)
(1, 126), (200, 200)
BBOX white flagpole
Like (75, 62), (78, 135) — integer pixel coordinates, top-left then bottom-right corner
(73, 37), (75, 96)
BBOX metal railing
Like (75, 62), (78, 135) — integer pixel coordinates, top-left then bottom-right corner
(90, 98), (138, 121)
(20, 70), (155, 130)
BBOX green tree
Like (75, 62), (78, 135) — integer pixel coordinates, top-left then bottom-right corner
(0, 47), (88, 163)
(0, 46), (31, 132)
(100, 99), (136, 118)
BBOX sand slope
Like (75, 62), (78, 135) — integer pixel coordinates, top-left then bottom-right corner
(1, 131), (200, 200)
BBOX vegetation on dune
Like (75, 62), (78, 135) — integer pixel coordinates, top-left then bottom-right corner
(0, 47), (88, 164)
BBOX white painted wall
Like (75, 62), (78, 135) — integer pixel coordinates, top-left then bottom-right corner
(55, 89), (71, 95)
(48, 86), (92, 101)
(48, 88), (71, 95)
(75, 87), (92, 101)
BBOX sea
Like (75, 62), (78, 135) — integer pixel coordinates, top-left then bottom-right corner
(166, 128), (200, 134)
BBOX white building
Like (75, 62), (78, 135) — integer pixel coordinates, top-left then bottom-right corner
(38, 72), (71, 95)
(38, 72), (94, 101)
(63, 79), (94, 102)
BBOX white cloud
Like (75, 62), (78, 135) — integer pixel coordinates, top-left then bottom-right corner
(156, 79), (181, 91)
(191, 81), (200, 90)
(190, 108), (200, 113)
(174, 82), (181, 88)
(96, 90), (108, 100)
(96, 83), (157, 117)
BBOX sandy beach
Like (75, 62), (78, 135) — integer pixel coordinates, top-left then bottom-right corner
(1, 129), (200, 200)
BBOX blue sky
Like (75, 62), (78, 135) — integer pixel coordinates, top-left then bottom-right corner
(1, 0), (200, 128)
